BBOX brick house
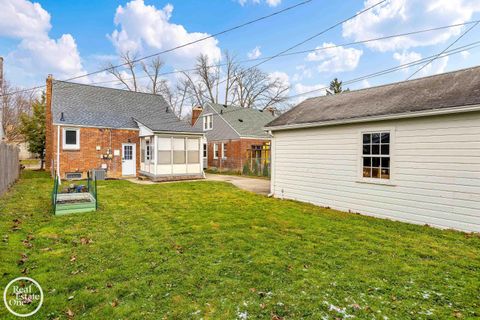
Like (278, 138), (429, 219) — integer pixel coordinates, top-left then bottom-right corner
(45, 76), (204, 181)
(191, 103), (275, 173)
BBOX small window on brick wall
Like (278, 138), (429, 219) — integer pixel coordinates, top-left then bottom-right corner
(62, 128), (80, 150)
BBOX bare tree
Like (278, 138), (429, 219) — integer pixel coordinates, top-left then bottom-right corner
(232, 67), (289, 109)
(106, 51), (139, 92)
(1, 80), (34, 142)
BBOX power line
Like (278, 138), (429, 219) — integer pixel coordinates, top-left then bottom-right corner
(208, 0), (388, 93)
(64, 0), (314, 82)
(285, 40), (480, 101)
(407, 21), (480, 80)
(86, 19), (479, 87)
(44, 40), (480, 131)
(0, 0), (313, 98)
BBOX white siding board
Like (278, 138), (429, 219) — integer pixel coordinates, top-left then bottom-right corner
(272, 111), (480, 232)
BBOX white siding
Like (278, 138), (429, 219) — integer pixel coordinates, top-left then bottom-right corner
(271, 111), (480, 232)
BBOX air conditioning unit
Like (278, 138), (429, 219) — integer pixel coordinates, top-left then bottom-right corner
(90, 169), (106, 180)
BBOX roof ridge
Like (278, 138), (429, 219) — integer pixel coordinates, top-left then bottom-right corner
(53, 79), (168, 99)
(304, 65), (480, 102)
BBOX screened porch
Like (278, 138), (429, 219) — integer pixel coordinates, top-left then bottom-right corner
(139, 134), (204, 181)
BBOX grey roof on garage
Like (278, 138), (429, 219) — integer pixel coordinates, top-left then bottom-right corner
(51, 80), (201, 133)
(266, 66), (480, 128)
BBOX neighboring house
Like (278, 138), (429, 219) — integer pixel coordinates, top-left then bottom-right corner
(11, 139), (36, 160)
(265, 66), (480, 232)
(45, 76), (204, 181)
(191, 103), (275, 172)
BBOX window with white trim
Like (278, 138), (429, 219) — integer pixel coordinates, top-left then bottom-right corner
(213, 143), (219, 159)
(203, 114), (213, 130)
(221, 143), (227, 159)
(362, 132), (390, 179)
(63, 128), (80, 150)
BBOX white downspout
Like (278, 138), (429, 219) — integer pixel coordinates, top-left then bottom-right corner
(57, 125), (61, 185)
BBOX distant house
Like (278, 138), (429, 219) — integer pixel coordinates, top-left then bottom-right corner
(45, 76), (204, 181)
(266, 67), (480, 232)
(191, 103), (275, 173)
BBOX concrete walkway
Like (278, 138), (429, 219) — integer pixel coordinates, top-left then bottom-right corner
(205, 173), (271, 196)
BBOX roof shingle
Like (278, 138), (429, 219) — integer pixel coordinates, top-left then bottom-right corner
(266, 66), (480, 128)
(209, 103), (275, 138)
(51, 80), (201, 133)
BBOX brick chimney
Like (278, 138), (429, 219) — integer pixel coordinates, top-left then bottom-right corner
(191, 105), (203, 125)
(45, 74), (54, 172)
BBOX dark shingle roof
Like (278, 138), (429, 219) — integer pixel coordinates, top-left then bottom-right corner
(51, 80), (201, 133)
(267, 66), (480, 128)
(209, 103), (275, 138)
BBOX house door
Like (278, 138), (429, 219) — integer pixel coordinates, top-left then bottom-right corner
(122, 143), (136, 176)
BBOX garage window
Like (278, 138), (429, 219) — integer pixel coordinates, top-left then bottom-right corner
(362, 132), (390, 179)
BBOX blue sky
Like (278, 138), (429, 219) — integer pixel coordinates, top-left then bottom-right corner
(1, 0), (480, 102)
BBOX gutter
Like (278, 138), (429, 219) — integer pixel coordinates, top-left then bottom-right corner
(264, 104), (480, 132)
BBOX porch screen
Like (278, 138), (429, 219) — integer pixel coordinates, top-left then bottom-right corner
(187, 138), (200, 163)
(157, 137), (171, 165)
(173, 138), (186, 164)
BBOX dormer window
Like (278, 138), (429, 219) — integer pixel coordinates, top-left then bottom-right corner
(203, 114), (213, 130)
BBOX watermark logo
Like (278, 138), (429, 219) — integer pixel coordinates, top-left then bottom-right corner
(3, 277), (43, 317)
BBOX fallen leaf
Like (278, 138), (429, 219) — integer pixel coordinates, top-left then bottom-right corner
(80, 237), (93, 245)
(106, 283), (113, 288)
(40, 247), (52, 252)
(17, 253), (28, 265)
(70, 255), (76, 262)
(111, 299), (119, 307)
(21, 267), (28, 275)
(68, 296), (74, 300)
(66, 308), (74, 318)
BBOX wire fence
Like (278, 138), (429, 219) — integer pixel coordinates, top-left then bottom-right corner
(0, 142), (20, 196)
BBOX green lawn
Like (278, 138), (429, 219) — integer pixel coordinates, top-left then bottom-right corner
(0, 171), (479, 319)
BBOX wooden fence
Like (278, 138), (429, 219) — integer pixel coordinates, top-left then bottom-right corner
(0, 142), (20, 196)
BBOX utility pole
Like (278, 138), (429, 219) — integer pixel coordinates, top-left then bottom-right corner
(0, 56), (4, 140)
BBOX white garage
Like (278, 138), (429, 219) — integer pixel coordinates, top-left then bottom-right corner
(265, 67), (480, 232)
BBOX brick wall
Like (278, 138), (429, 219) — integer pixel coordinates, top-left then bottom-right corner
(51, 125), (140, 179)
(207, 138), (270, 172)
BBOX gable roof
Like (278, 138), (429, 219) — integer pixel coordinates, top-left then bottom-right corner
(208, 103), (276, 138)
(266, 66), (480, 130)
(51, 80), (201, 133)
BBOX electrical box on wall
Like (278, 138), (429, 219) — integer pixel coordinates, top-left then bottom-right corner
(96, 146), (101, 151)
(114, 149), (120, 156)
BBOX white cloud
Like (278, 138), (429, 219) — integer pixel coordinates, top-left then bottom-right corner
(342, 0), (480, 52)
(360, 80), (371, 89)
(1, 0), (86, 82)
(269, 71), (290, 88)
(109, 0), (221, 68)
(461, 50), (471, 59)
(292, 65), (313, 82)
(393, 50), (422, 72)
(0, 0), (50, 39)
(293, 82), (327, 104)
(306, 42), (363, 73)
(238, 0), (281, 7)
(247, 46), (262, 59)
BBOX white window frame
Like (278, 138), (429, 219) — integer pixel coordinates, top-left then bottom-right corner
(213, 143), (219, 159)
(62, 127), (80, 150)
(221, 142), (227, 159)
(357, 127), (396, 186)
(203, 143), (208, 159)
(203, 114), (213, 131)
